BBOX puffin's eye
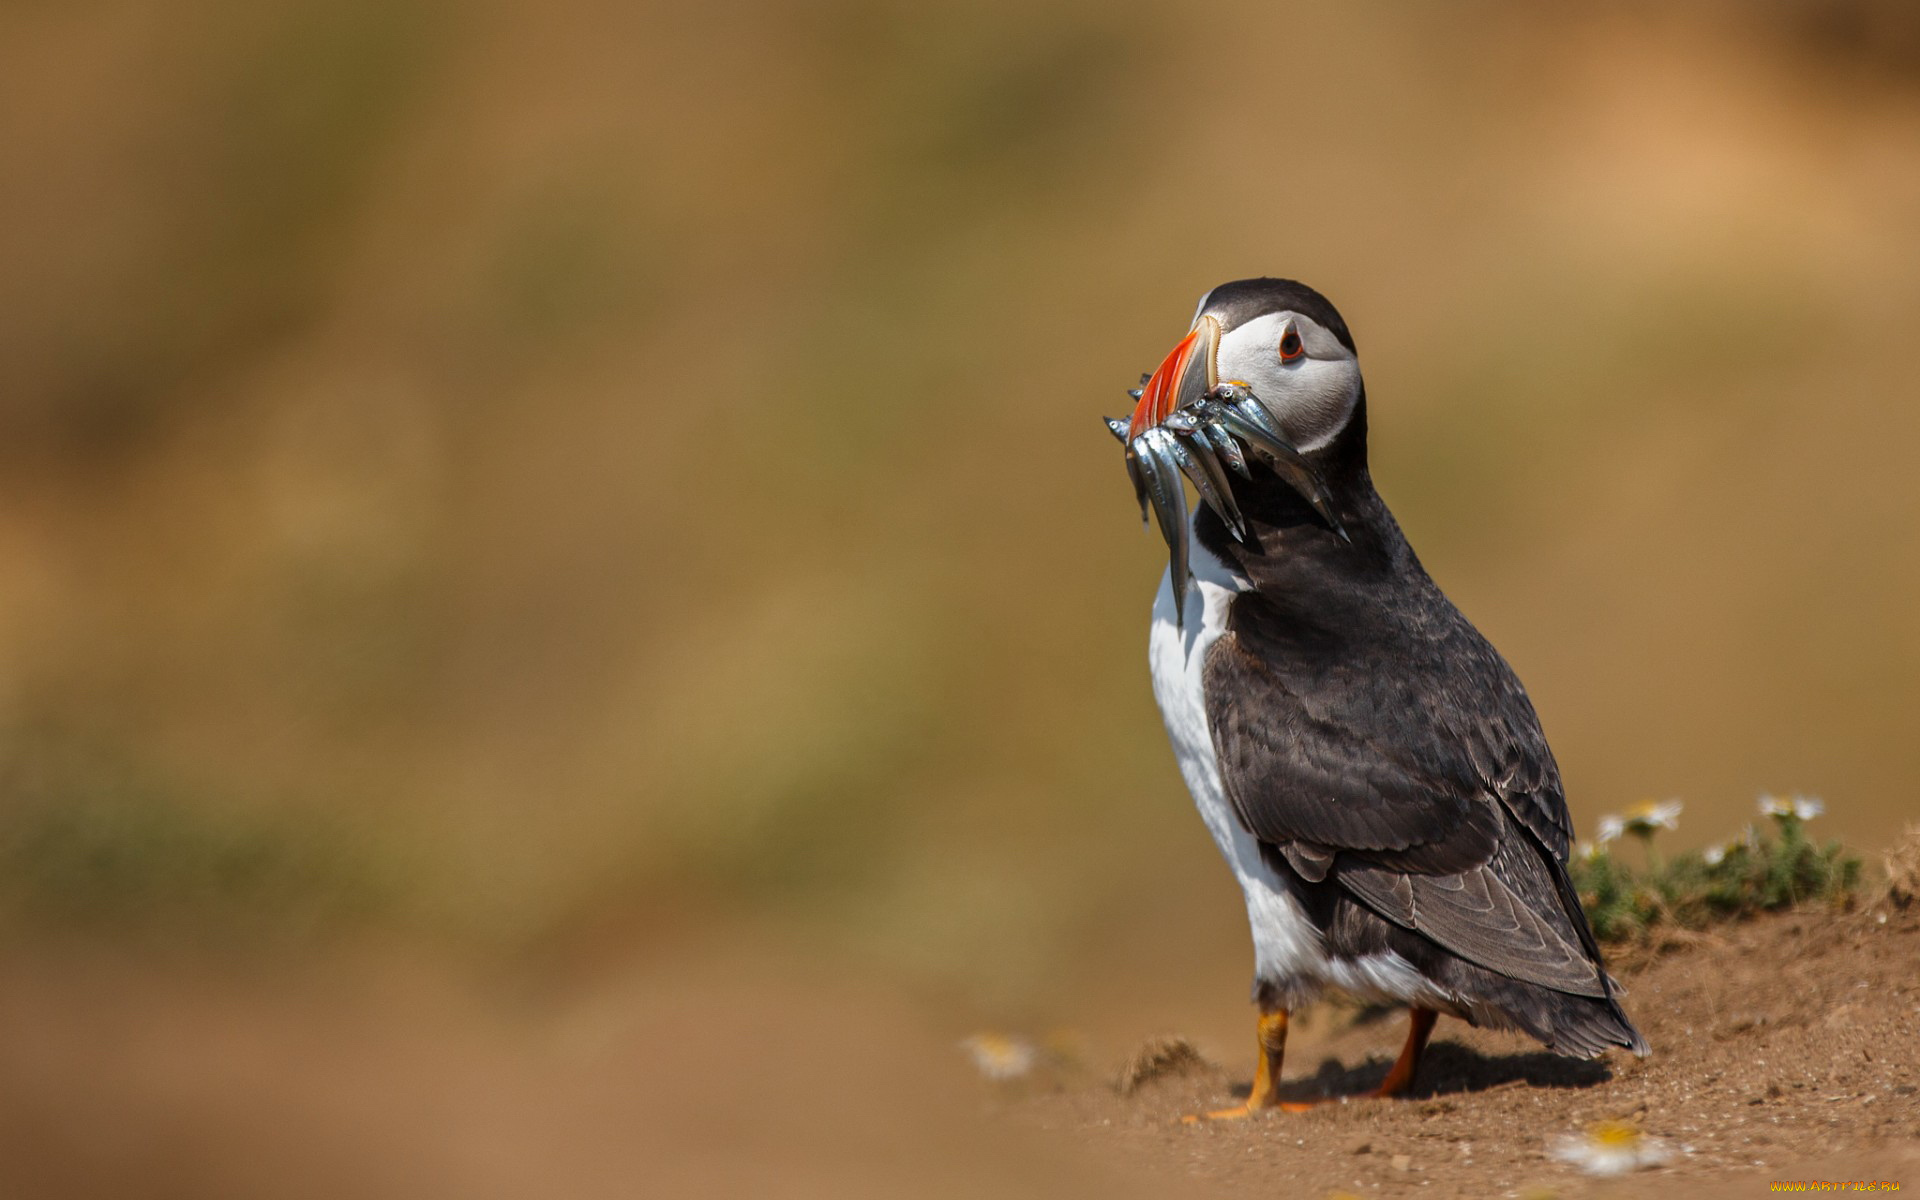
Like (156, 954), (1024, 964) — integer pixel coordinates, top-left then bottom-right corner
(1278, 328), (1305, 363)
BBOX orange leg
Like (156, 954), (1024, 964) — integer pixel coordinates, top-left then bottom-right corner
(1182, 1007), (1315, 1122)
(1367, 1007), (1438, 1098)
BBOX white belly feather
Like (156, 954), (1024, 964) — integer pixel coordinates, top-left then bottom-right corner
(1147, 532), (1450, 1010)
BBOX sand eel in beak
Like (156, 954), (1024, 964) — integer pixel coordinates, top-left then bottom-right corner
(1105, 315), (1345, 621)
(1104, 278), (1646, 1121)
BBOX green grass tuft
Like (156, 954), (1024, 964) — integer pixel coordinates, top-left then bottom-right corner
(1571, 810), (1862, 944)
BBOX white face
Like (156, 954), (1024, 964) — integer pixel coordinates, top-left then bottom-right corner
(1211, 311), (1362, 452)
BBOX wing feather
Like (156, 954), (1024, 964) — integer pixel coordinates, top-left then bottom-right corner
(1205, 583), (1600, 994)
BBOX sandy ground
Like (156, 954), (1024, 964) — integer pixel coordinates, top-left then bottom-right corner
(1014, 904), (1920, 1198)
(0, 904), (1910, 1198)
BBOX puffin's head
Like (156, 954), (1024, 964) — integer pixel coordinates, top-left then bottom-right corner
(1128, 278), (1361, 454)
(1108, 278), (1359, 618)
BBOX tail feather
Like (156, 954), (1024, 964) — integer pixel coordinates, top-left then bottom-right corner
(1460, 978), (1648, 1059)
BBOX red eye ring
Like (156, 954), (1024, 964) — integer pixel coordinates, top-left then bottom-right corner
(1279, 330), (1305, 362)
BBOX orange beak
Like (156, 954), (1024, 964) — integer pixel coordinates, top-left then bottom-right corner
(1129, 315), (1221, 438)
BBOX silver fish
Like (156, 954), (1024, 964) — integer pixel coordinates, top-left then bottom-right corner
(1212, 402), (1349, 543)
(1132, 426), (1191, 618)
(1107, 384), (1349, 619)
(1160, 410), (1247, 542)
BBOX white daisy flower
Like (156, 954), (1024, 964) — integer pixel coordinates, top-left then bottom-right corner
(1574, 839), (1605, 862)
(1620, 800), (1683, 835)
(960, 1033), (1037, 1081)
(1702, 841), (1728, 867)
(1758, 794), (1824, 821)
(1550, 1120), (1675, 1177)
(1596, 816), (1625, 844)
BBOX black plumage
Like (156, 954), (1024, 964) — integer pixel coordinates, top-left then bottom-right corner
(1200, 277), (1358, 353)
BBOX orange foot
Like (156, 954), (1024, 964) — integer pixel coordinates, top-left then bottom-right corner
(1178, 1006), (1439, 1123)
(1369, 1007), (1437, 1099)
(1179, 1008), (1301, 1124)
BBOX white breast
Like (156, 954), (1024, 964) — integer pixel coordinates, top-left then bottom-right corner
(1147, 530), (1450, 1010)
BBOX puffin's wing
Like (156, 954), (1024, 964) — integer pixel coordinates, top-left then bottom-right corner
(1203, 593), (1603, 994)
(1202, 593), (1573, 873)
(1338, 834), (1607, 996)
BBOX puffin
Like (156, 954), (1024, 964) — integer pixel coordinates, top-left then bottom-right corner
(1105, 278), (1646, 1120)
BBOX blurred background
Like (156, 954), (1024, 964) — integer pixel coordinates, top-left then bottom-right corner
(1, 0), (1918, 1194)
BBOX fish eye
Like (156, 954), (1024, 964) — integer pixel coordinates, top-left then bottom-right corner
(1278, 328), (1305, 363)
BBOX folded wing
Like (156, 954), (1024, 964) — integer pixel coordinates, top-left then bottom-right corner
(1205, 590), (1603, 996)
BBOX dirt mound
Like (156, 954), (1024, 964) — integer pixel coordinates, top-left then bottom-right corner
(1115, 1035), (1214, 1097)
(1014, 905), (1920, 1198)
